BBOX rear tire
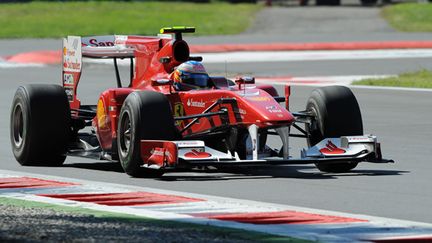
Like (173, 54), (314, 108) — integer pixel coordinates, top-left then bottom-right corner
(117, 91), (178, 177)
(306, 86), (363, 173)
(10, 85), (71, 166)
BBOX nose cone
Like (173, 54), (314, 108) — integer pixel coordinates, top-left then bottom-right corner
(234, 89), (295, 126)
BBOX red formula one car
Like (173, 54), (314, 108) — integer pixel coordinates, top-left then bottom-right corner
(10, 27), (392, 177)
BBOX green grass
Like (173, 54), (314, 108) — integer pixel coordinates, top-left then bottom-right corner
(382, 3), (432, 32)
(0, 196), (309, 243)
(352, 69), (432, 89)
(0, 2), (262, 38)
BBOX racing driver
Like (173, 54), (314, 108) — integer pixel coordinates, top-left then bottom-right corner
(171, 61), (211, 90)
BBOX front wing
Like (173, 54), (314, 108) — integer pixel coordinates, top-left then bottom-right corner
(139, 135), (393, 170)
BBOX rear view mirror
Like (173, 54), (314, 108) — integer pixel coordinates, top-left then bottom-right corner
(235, 76), (255, 89)
(235, 76), (255, 85)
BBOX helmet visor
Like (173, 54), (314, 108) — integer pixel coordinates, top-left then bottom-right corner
(182, 73), (209, 88)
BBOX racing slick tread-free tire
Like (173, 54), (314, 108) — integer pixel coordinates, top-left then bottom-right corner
(10, 84), (71, 166)
(306, 86), (363, 173)
(118, 91), (178, 178)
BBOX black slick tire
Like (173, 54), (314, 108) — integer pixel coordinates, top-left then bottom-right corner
(10, 84), (71, 166)
(306, 86), (363, 173)
(117, 91), (178, 178)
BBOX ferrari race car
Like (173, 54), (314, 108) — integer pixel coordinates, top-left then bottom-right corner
(10, 27), (393, 177)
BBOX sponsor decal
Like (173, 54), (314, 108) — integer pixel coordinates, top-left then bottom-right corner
(187, 98), (206, 108)
(64, 48), (76, 58)
(63, 73), (74, 85)
(238, 108), (247, 115)
(319, 141), (346, 155)
(193, 64), (206, 73)
(63, 36), (82, 72)
(181, 62), (207, 73)
(173, 102), (185, 126)
(148, 147), (175, 167)
(64, 87), (74, 102)
(265, 105), (282, 113)
(247, 96), (271, 102)
(63, 62), (81, 70)
(96, 99), (107, 129)
(150, 147), (173, 159)
(184, 149), (211, 158)
(88, 38), (114, 47)
(63, 61), (81, 71)
(347, 136), (375, 143)
(176, 141), (204, 147)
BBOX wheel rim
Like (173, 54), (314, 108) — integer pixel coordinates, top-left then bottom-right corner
(308, 106), (318, 132)
(119, 111), (132, 157)
(12, 104), (24, 148)
(306, 106), (321, 147)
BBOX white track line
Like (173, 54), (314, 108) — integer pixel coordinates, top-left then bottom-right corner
(0, 60), (43, 68)
(199, 49), (432, 63)
(254, 75), (432, 92)
(349, 84), (432, 92)
(81, 49), (432, 65)
(255, 75), (395, 86)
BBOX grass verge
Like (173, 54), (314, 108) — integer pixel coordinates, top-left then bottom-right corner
(0, 196), (308, 243)
(382, 3), (432, 32)
(352, 69), (432, 89)
(0, 2), (262, 38)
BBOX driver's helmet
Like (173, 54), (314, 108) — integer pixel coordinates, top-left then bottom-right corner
(172, 61), (210, 90)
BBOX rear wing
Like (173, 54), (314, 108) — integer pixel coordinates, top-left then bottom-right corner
(81, 35), (135, 58)
(62, 35), (138, 109)
(62, 27), (193, 110)
(62, 35), (171, 109)
(64, 35), (162, 60)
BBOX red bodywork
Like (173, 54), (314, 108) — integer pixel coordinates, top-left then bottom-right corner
(62, 31), (295, 153)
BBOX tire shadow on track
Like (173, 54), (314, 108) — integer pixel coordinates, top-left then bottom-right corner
(63, 162), (124, 173)
(62, 162), (408, 181)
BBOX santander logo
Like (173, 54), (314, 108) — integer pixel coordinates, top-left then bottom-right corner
(184, 149), (211, 158)
(88, 39), (114, 47)
(187, 99), (205, 108)
(319, 141), (346, 155)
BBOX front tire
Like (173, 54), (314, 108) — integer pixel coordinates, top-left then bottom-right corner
(306, 86), (363, 173)
(10, 85), (71, 166)
(117, 91), (178, 177)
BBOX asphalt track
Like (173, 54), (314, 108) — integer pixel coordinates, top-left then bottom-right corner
(1, 6), (432, 226)
(1, 66), (432, 224)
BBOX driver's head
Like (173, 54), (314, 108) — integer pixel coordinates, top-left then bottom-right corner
(172, 61), (210, 90)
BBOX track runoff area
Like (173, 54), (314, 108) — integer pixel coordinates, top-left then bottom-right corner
(2, 41), (432, 241)
(1, 169), (432, 242)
